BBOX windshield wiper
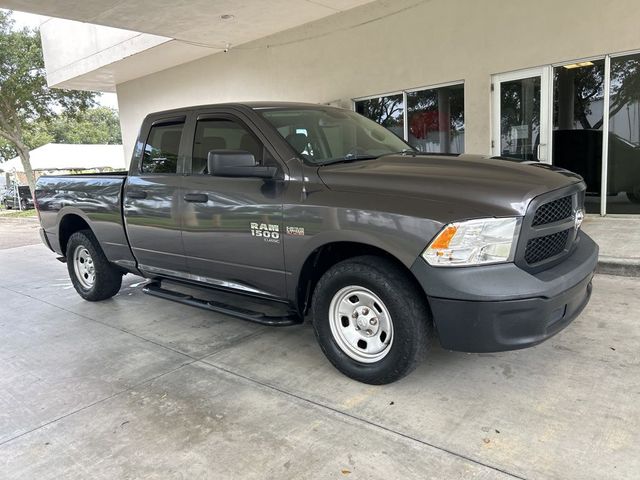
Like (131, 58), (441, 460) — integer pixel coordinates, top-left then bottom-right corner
(320, 154), (379, 166)
(385, 148), (417, 156)
(319, 148), (418, 166)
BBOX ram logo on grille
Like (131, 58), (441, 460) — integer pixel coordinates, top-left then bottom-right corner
(574, 209), (584, 230)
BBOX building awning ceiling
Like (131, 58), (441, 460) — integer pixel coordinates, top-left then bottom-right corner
(0, 0), (377, 91)
(0, 0), (375, 47)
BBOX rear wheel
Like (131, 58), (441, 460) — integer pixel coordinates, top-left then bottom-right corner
(312, 256), (431, 384)
(66, 230), (122, 301)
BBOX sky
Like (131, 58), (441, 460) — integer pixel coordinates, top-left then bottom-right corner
(2, 8), (119, 110)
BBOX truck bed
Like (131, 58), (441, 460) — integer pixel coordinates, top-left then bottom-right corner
(36, 173), (136, 270)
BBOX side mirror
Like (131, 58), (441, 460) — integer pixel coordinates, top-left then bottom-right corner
(207, 150), (277, 178)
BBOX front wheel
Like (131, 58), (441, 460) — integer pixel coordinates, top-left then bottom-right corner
(312, 256), (431, 384)
(66, 230), (122, 301)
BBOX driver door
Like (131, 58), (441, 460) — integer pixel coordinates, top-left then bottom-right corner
(180, 110), (288, 299)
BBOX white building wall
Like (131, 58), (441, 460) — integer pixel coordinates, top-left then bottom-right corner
(116, 0), (640, 161)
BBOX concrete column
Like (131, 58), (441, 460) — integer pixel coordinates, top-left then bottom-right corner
(557, 68), (575, 130)
(438, 89), (451, 153)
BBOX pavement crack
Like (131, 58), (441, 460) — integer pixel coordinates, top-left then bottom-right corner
(0, 360), (196, 448)
(198, 359), (528, 480)
(0, 283), (270, 362)
(0, 285), (273, 449)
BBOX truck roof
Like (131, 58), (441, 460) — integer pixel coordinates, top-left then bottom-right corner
(145, 101), (339, 118)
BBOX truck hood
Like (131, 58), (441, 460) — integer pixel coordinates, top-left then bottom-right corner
(317, 154), (583, 218)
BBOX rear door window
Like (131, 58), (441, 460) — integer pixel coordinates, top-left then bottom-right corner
(141, 122), (185, 174)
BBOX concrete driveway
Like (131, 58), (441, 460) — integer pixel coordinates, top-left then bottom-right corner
(1, 221), (638, 479)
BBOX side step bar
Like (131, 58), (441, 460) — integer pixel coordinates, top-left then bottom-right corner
(142, 281), (302, 327)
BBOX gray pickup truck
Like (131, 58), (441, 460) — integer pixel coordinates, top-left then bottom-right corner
(35, 102), (598, 384)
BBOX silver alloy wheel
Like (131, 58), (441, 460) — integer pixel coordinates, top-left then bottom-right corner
(73, 245), (96, 289)
(328, 285), (394, 363)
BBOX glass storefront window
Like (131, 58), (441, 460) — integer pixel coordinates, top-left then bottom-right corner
(407, 84), (464, 153)
(552, 60), (605, 213)
(607, 53), (640, 214)
(354, 94), (404, 140)
(355, 86), (465, 154)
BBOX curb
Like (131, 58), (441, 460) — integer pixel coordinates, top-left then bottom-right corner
(596, 256), (640, 278)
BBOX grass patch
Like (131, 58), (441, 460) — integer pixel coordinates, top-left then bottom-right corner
(0, 209), (37, 218)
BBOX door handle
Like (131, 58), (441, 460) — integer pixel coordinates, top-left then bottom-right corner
(184, 193), (209, 203)
(128, 190), (147, 199)
(537, 143), (547, 162)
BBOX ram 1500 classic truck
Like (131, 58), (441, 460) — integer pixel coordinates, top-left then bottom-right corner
(35, 102), (598, 384)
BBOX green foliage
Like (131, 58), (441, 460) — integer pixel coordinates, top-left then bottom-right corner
(356, 95), (404, 128)
(0, 10), (97, 189)
(46, 107), (122, 145)
(1, 106), (122, 161)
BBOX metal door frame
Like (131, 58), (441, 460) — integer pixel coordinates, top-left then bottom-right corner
(491, 66), (552, 163)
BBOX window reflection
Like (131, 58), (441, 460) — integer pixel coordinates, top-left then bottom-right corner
(355, 94), (404, 140)
(499, 77), (540, 161)
(608, 53), (640, 213)
(407, 84), (464, 153)
(355, 85), (465, 154)
(553, 60), (605, 213)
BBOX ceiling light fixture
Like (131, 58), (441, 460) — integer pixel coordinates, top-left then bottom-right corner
(563, 61), (595, 69)
(220, 14), (235, 20)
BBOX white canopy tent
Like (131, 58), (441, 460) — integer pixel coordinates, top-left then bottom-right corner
(1, 143), (127, 174)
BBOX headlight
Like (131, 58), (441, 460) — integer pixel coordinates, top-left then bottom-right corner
(422, 217), (521, 267)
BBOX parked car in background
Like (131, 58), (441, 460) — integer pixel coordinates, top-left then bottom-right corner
(2, 186), (34, 210)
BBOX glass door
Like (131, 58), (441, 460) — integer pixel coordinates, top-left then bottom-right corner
(492, 67), (551, 162)
(552, 60), (605, 214)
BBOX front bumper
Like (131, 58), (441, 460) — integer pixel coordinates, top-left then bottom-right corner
(410, 230), (598, 353)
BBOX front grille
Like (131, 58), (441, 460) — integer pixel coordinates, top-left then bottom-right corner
(531, 195), (573, 226)
(524, 229), (570, 264)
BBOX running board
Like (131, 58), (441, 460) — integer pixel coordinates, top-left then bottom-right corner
(142, 281), (302, 327)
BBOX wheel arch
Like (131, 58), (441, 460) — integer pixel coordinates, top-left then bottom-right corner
(58, 212), (93, 257)
(294, 240), (427, 316)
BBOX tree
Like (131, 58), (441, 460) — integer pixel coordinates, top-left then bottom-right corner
(46, 107), (122, 144)
(0, 10), (96, 192)
(0, 107), (122, 161)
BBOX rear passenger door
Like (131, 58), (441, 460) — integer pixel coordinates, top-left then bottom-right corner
(180, 110), (288, 299)
(124, 116), (188, 275)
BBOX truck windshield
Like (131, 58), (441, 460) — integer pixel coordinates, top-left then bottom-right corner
(258, 107), (413, 165)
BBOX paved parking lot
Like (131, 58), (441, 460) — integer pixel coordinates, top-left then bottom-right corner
(0, 215), (41, 249)
(1, 220), (639, 479)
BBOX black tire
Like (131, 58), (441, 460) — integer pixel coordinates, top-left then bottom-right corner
(66, 229), (122, 301)
(311, 255), (431, 385)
